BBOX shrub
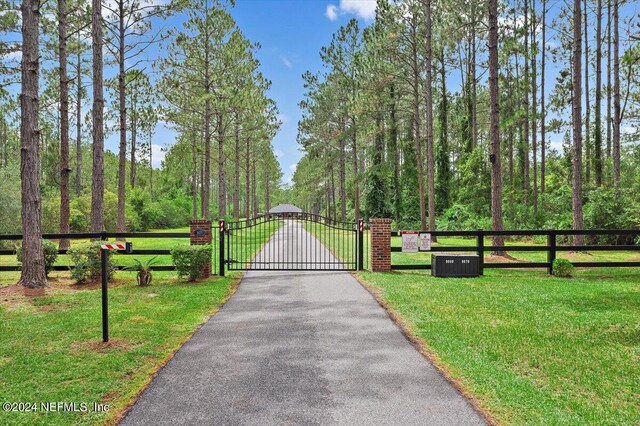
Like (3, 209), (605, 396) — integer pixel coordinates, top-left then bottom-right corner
(68, 241), (115, 282)
(16, 239), (58, 276)
(124, 257), (158, 287)
(552, 258), (575, 278)
(171, 244), (212, 281)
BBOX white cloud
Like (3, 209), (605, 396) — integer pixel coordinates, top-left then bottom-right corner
(326, 4), (338, 21)
(276, 113), (288, 124)
(280, 55), (292, 69)
(339, 0), (376, 20)
(326, 0), (376, 21)
(621, 126), (636, 135)
(274, 149), (284, 158)
(289, 163), (297, 172)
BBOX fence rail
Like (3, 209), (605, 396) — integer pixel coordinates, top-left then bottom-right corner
(0, 231), (204, 273)
(389, 229), (640, 274)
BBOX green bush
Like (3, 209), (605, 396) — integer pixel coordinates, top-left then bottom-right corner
(552, 258), (575, 278)
(16, 239), (58, 276)
(68, 241), (115, 282)
(171, 244), (212, 281)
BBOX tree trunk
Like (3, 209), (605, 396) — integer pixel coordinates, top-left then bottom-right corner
(245, 137), (250, 218)
(411, 14), (426, 230)
(594, 0), (603, 186)
(606, 0), (612, 158)
(58, 0), (70, 249)
(264, 166), (270, 215)
(251, 157), (257, 217)
(488, 0), (505, 254)
(90, 0), (105, 234)
(424, 0), (436, 238)
(583, 0), (591, 185)
(75, 43), (82, 196)
(612, 0), (620, 189)
(130, 96), (137, 188)
(531, 0), (538, 212)
(191, 132), (197, 218)
(19, 0), (47, 288)
(470, 2), (478, 151)
(523, 0), (530, 203)
(572, 0), (585, 246)
(233, 114), (240, 219)
(200, 134), (205, 215)
(388, 83), (400, 222)
(540, 0), (546, 193)
(436, 47), (450, 214)
(217, 112), (225, 217)
(338, 120), (346, 222)
(116, 0), (127, 233)
(149, 130), (153, 199)
(351, 119), (359, 222)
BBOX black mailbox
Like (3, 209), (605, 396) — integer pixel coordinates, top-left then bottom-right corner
(431, 254), (480, 277)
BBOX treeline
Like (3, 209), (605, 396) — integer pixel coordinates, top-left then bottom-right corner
(293, 0), (639, 238)
(0, 0), (283, 288)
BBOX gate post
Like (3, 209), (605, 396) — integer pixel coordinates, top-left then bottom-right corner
(190, 219), (212, 277)
(357, 219), (364, 270)
(218, 219), (225, 277)
(370, 218), (392, 272)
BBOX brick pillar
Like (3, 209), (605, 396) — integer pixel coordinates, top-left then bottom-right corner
(190, 219), (212, 277)
(370, 218), (392, 272)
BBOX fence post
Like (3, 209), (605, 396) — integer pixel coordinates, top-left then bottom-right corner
(190, 219), (212, 277)
(101, 247), (109, 343)
(370, 218), (392, 272)
(219, 219), (225, 278)
(477, 229), (484, 276)
(548, 231), (556, 275)
(357, 219), (364, 270)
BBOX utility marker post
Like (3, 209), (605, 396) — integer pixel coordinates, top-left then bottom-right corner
(100, 242), (126, 342)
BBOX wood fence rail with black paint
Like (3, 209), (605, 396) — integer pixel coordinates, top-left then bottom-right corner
(0, 231), (220, 275)
(388, 229), (640, 274)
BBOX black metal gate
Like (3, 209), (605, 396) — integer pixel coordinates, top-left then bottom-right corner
(219, 213), (363, 274)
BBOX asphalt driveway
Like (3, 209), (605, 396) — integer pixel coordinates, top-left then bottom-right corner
(120, 221), (486, 425)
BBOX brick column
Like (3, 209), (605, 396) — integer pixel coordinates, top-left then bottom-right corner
(190, 219), (212, 277)
(370, 218), (392, 272)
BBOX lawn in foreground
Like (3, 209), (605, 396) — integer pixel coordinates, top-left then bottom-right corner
(357, 269), (639, 425)
(0, 273), (236, 425)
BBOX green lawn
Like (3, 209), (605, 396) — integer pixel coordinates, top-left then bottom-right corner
(357, 270), (639, 425)
(0, 222), (282, 425)
(0, 274), (236, 425)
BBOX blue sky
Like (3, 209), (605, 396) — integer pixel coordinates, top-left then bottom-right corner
(229, 0), (377, 184)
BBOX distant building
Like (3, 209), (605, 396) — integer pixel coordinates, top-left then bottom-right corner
(268, 204), (303, 219)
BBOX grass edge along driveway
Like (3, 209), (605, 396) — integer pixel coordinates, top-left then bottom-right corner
(354, 270), (639, 426)
(0, 274), (239, 426)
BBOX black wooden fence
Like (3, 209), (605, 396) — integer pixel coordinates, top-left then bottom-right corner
(390, 229), (640, 274)
(0, 232), (219, 275)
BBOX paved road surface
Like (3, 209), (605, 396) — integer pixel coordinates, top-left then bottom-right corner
(120, 221), (486, 426)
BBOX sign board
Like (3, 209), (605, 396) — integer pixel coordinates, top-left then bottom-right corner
(419, 232), (432, 251)
(401, 231), (419, 252)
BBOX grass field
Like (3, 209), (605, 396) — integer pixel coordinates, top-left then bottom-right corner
(311, 224), (640, 424)
(0, 222), (281, 425)
(0, 274), (236, 425)
(357, 271), (640, 425)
